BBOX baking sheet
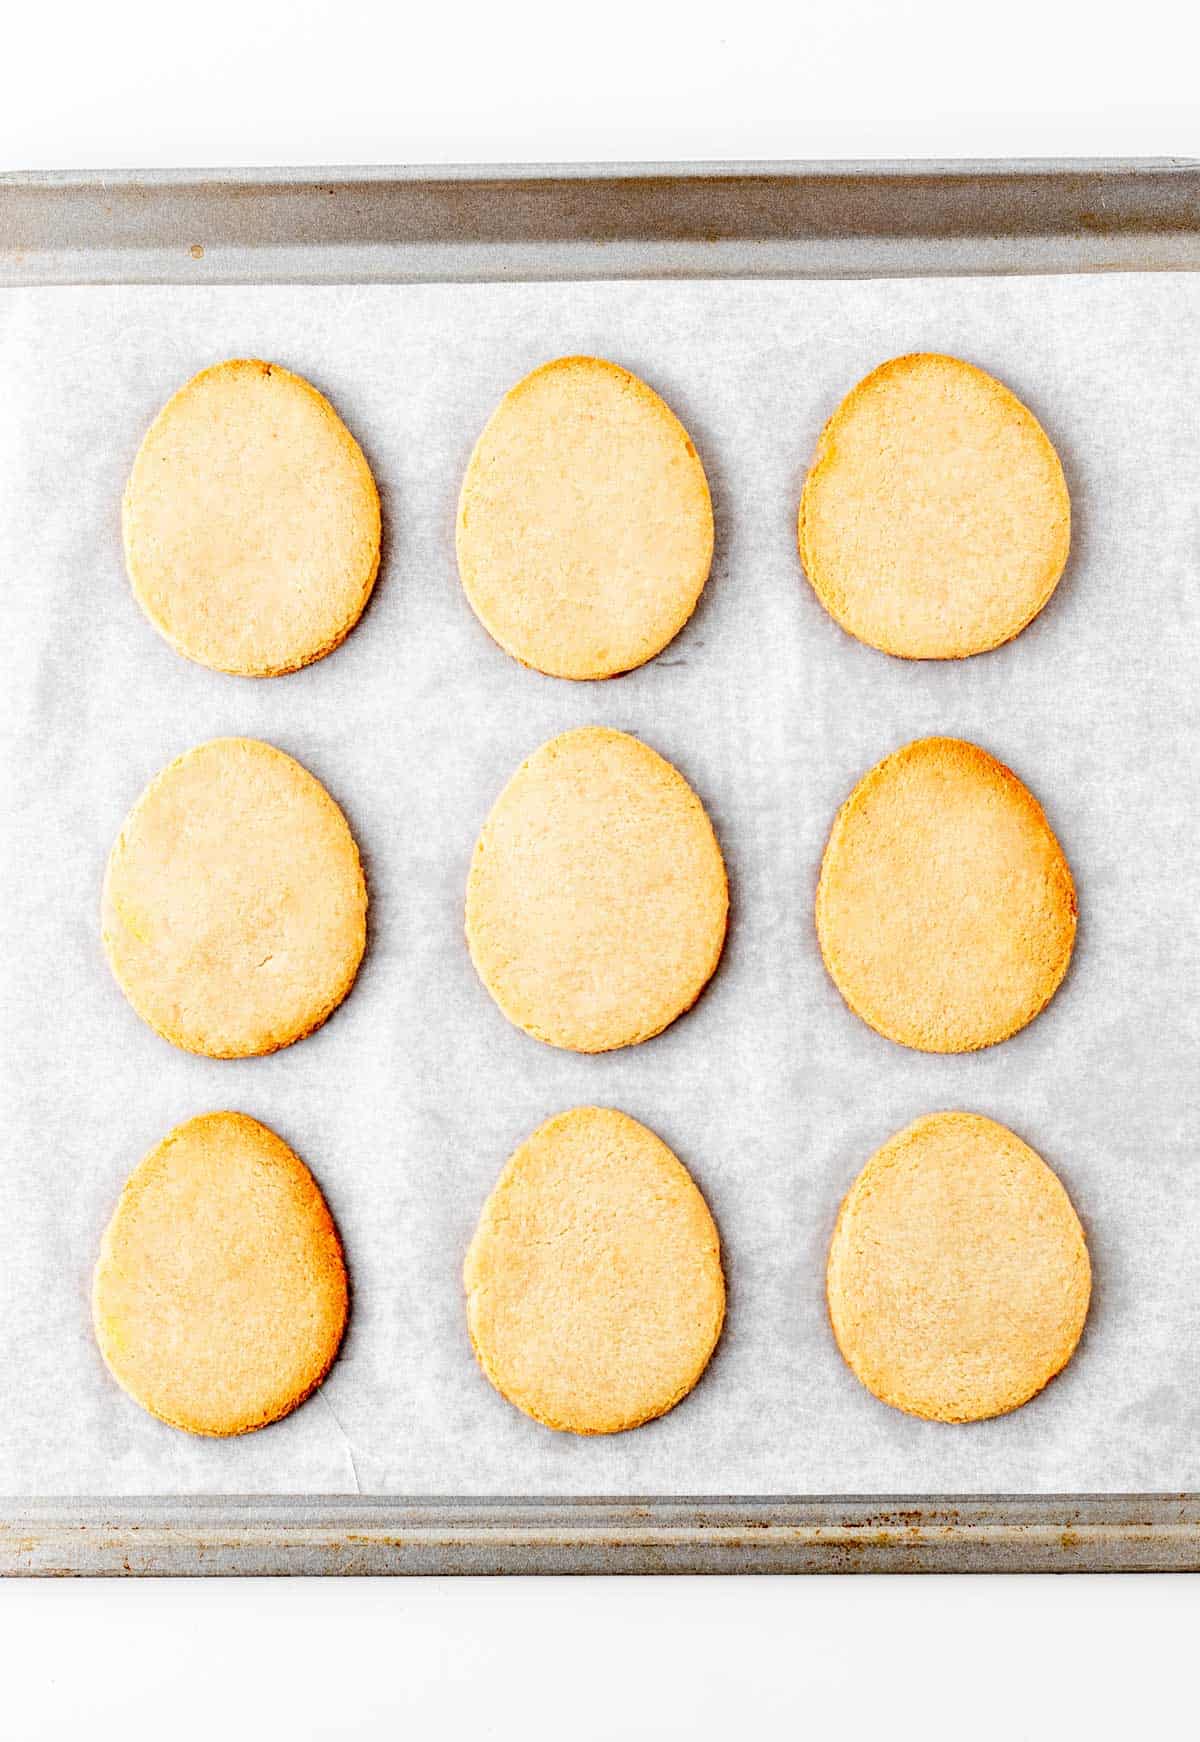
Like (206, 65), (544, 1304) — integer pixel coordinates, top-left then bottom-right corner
(1, 273), (1198, 1499)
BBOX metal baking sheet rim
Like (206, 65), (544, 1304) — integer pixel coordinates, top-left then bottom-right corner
(2, 159), (1200, 283)
(3, 1497), (1200, 1575)
(2, 161), (1199, 1575)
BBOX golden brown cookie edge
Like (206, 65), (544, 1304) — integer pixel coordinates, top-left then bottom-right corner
(92, 1110), (350, 1437)
(122, 358), (382, 679)
(463, 1106), (726, 1434)
(814, 735), (1077, 1054)
(797, 352), (1071, 661)
(455, 354), (714, 681)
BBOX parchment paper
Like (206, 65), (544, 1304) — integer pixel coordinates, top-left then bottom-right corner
(2, 274), (1198, 1498)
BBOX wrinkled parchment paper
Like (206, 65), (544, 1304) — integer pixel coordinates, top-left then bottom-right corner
(2, 274), (1198, 1497)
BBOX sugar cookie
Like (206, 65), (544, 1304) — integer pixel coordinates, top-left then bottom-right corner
(456, 355), (713, 679)
(466, 726), (727, 1052)
(103, 737), (367, 1058)
(93, 1112), (348, 1436)
(464, 1106), (725, 1435)
(816, 736), (1076, 1053)
(124, 359), (381, 676)
(799, 353), (1069, 658)
(827, 1111), (1090, 1423)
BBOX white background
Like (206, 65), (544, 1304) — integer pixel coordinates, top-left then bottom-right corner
(5, 1), (1199, 1736)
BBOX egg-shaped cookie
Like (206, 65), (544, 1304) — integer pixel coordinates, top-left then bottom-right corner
(799, 353), (1069, 659)
(464, 1106), (725, 1434)
(124, 359), (381, 676)
(93, 1112), (348, 1436)
(102, 737), (367, 1058)
(457, 355), (713, 679)
(816, 736), (1076, 1053)
(466, 726), (727, 1052)
(827, 1112), (1090, 1423)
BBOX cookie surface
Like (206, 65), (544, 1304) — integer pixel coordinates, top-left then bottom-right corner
(816, 736), (1076, 1053)
(456, 355), (713, 679)
(827, 1112), (1090, 1423)
(464, 1107), (725, 1434)
(124, 359), (381, 676)
(103, 737), (367, 1058)
(466, 726), (727, 1052)
(799, 353), (1069, 659)
(93, 1112), (348, 1436)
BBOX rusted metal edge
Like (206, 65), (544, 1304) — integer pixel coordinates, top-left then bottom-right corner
(3, 1497), (1197, 1575)
(2, 160), (1199, 285)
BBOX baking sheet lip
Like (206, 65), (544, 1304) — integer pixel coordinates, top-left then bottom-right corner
(4, 156), (1200, 186)
(4, 1491), (1197, 1514)
(4, 1494), (1199, 1576)
(13, 254), (1200, 293)
(5, 158), (1200, 288)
